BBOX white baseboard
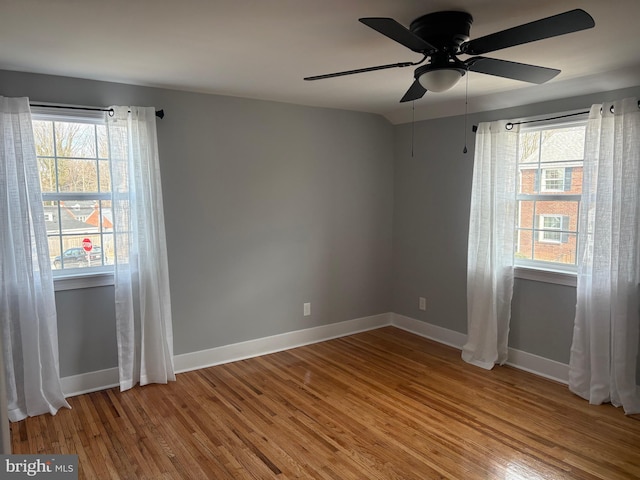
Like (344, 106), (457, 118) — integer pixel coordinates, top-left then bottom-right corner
(61, 311), (570, 397)
(61, 367), (119, 398)
(61, 312), (392, 397)
(390, 313), (569, 385)
(505, 349), (569, 384)
(174, 312), (392, 374)
(391, 313), (467, 349)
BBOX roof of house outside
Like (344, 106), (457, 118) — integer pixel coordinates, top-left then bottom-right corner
(44, 200), (112, 233)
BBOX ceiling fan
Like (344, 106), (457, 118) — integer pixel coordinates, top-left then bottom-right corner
(304, 9), (595, 102)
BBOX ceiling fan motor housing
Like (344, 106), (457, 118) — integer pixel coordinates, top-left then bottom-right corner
(409, 11), (473, 52)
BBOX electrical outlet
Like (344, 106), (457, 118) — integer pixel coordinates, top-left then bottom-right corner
(419, 297), (426, 311)
(303, 302), (311, 316)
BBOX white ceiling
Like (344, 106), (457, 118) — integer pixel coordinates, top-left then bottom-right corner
(2, 0), (640, 124)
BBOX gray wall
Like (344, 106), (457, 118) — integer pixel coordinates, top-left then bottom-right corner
(55, 286), (117, 375)
(1, 68), (638, 382)
(1, 70), (394, 377)
(392, 85), (640, 373)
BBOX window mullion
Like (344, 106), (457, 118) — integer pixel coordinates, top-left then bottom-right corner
(42, 192), (111, 202)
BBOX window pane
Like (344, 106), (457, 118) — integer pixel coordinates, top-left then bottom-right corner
(518, 131), (540, 163)
(541, 168), (564, 192)
(539, 214), (562, 244)
(38, 158), (57, 192)
(84, 200), (113, 231)
(48, 236), (62, 269)
(46, 199), (114, 271)
(44, 201), (61, 234)
(535, 201), (578, 229)
(516, 201), (537, 262)
(98, 159), (112, 192)
(518, 165), (582, 195)
(533, 233), (577, 264)
(541, 230), (562, 242)
(113, 232), (131, 265)
(518, 167), (536, 194)
(540, 126), (585, 163)
(59, 200), (92, 231)
(517, 200), (579, 265)
(515, 229), (534, 261)
(535, 202), (578, 264)
(517, 200), (535, 229)
(542, 216), (561, 229)
(54, 235), (108, 269)
(57, 159), (98, 192)
(97, 124), (109, 159)
(33, 120), (54, 156)
(102, 233), (114, 265)
(54, 122), (97, 158)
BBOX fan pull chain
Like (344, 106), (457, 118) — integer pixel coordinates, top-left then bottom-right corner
(463, 71), (469, 154)
(411, 100), (415, 158)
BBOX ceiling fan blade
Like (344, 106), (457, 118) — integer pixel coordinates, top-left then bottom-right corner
(304, 61), (414, 81)
(359, 18), (436, 53)
(400, 80), (427, 103)
(466, 57), (560, 84)
(463, 9), (595, 55)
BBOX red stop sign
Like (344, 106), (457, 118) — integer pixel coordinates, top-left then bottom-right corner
(82, 238), (93, 252)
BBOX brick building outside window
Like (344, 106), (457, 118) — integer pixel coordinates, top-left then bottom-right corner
(515, 121), (585, 271)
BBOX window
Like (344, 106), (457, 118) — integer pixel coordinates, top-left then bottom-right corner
(32, 108), (116, 284)
(538, 214), (569, 243)
(515, 119), (586, 273)
(541, 168), (565, 191)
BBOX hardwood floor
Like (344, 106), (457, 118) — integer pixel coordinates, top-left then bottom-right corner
(11, 327), (640, 479)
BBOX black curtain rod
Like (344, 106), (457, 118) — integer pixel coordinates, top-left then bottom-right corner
(29, 103), (165, 119)
(504, 110), (588, 130)
(472, 99), (640, 133)
(471, 110), (586, 133)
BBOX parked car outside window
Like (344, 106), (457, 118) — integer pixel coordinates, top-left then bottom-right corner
(53, 246), (106, 269)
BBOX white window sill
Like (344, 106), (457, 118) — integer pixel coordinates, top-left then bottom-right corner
(514, 266), (577, 287)
(53, 271), (114, 291)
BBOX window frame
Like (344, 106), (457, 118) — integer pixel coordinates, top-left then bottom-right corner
(513, 113), (587, 285)
(32, 106), (115, 291)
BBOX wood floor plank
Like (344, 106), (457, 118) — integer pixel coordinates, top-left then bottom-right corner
(10, 326), (640, 479)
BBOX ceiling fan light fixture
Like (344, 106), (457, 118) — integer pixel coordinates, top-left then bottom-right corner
(417, 67), (465, 92)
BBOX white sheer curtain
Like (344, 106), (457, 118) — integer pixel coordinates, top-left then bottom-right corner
(0, 97), (70, 421)
(463, 120), (518, 369)
(569, 97), (640, 414)
(107, 106), (175, 391)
